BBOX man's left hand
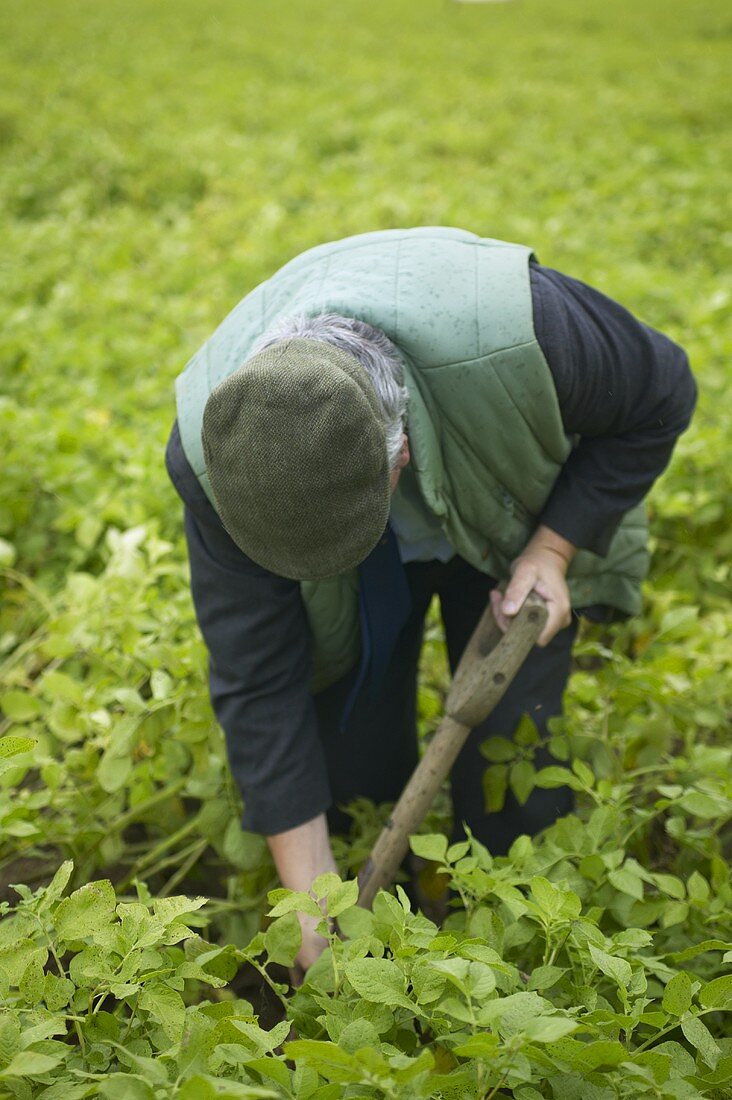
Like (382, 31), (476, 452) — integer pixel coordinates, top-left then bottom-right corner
(489, 525), (575, 646)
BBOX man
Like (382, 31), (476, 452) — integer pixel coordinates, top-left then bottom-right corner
(166, 227), (695, 972)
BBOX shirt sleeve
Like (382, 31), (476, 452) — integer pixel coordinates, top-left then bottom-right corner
(530, 263), (697, 557)
(165, 423), (332, 835)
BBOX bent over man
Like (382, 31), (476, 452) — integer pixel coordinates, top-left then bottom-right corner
(166, 227), (696, 971)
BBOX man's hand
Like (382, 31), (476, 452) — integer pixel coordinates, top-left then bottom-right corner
(266, 812), (338, 982)
(490, 525), (575, 646)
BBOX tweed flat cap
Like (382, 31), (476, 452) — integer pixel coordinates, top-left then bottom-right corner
(201, 338), (391, 580)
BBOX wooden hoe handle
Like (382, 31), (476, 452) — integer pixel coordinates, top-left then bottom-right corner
(357, 593), (548, 909)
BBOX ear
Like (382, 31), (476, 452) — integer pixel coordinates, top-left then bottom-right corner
(397, 433), (410, 470)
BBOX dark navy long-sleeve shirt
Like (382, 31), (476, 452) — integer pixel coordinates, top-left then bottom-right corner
(166, 262), (696, 834)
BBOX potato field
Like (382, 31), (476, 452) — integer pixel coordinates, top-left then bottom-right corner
(1, 0), (731, 1096)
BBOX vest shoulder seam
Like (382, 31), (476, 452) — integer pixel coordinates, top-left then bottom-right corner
(416, 338), (541, 371)
(277, 232), (523, 272)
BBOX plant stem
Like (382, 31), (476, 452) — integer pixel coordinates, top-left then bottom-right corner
(484, 1070), (509, 1099)
(634, 1008), (715, 1052)
(113, 776), (188, 833)
(159, 838), (208, 896)
(0, 567), (55, 616)
(249, 957), (290, 1015)
(119, 816), (201, 887)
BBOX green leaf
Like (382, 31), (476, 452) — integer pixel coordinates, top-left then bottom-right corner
(338, 1019), (380, 1054)
(680, 1013), (721, 1069)
(411, 960), (447, 1004)
(0, 694), (42, 724)
(19, 957), (45, 1005)
(53, 878), (116, 941)
(152, 895), (207, 926)
(99, 1076), (155, 1100)
(613, 928), (652, 950)
(285, 1038), (361, 1077)
(0, 943), (47, 986)
(534, 766), (583, 790)
(579, 854), (605, 883)
(267, 890), (321, 920)
(446, 839), (471, 861)
(653, 873), (686, 900)
(671, 939), (732, 962)
(69, 943), (113, 987)
(524, 1016), (578, 1042)
(42, 861), (74, 906)
(0, 734), (36, 757)
(438, 995), (475, 1023)
(698, 974), (732, 1009)
(0, 1051), (63, 1078)
(651, 1041), (696, 1077)
(112, 687), (146, 714)
(393, 1048), (434, 1086)
(510, 759), (535, 805)
(661, 901), (689, 928)
(150, 668), (173, 700)
(483, 764), (508, 811)
(177, 1078), (280, 1099)
(687, 871), (710, 903)
(662, 971), (693, 1016)
(44, 973), (75, 1011)
(588, 944), (631, 988)
(571, 758), (595, 787)
(528, 965), (568, 991)
(325, 878), (359, 917)
(547, 1037), (626, 1071)
(176, 1081), (217, 1100)
(138, 983), (186, 1041)
(97, 749), (133, 792)
(243, 1056), (291, 1089)
(482, 991), (552, 1036)
(454, 1033), (499, 1058)
(586, 805), (618, 846)
(466, 960), (497, 999)
(697, 1053), (732, 1089)
(431, 956), (470, 991)
(410, 833), (448, 862)
(344, 958), (412, 1008)
(608, 867), (644, 901)
(679, 790), (726, 818)
(657, 784), (684, 799)
(513, 714), (540, 747)
(0, 538), (16, 567)
(111, 1042), (170, 1084)
(222, 819), (267, 871)
(264, 912), (301, 966)
(530, 876), (565, 920)
(0, 1015), (20, 1069)
(336, 905), (373, 941)
(39, 670), (85, 706)
(480, 736), (518, 763)
(310, 872), (341, 899)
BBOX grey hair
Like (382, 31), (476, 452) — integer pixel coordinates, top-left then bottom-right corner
(252, 313), (409, 469)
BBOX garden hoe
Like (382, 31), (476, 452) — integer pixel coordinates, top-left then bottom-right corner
(357, 592), (548, 909)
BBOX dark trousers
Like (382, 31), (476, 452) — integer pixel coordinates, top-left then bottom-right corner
(314, 556), (577, 856)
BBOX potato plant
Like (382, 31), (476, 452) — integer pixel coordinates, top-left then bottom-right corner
(1, 0), (731, 1094)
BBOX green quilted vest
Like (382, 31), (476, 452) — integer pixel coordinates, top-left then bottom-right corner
(176, 227), (648, 690)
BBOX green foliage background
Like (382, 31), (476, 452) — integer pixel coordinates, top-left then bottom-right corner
(1, 0), (731, 1096)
